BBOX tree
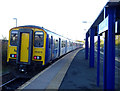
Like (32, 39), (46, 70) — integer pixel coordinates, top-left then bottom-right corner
(2, 35), (7, 40)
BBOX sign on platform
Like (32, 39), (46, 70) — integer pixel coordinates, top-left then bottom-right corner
(98, 16), (108, 34)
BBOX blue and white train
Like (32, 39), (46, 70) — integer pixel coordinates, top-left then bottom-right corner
(7, 25), (83, 72)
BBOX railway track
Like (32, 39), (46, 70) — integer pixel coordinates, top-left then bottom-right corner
(0, 78), (17, 88)
(0, 72), (15, 84)
(94, 50), (120, 70)
(1, 78), (30, 90)
(0, 71), (30, 90)
(0, 61), (58, 90)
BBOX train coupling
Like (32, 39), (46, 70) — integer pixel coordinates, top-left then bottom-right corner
(18, 65), (27, 73)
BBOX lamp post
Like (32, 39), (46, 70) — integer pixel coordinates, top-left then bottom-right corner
(82, 21), (92, 37)
(13, 18), (17, 27)
(82, 21), (92, 24)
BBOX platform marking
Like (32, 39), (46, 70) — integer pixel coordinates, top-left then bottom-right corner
(17, 48), (83, 90)
(45, 48), (82, 90)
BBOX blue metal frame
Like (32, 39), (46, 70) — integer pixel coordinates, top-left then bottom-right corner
(103, 31), (108, 89)
(103, 7), (116, 90)
(106, 7), (116, 89)
(89, 28), (95, 68)
(97, 33), (100, 87)
(85, 2), (119, 90)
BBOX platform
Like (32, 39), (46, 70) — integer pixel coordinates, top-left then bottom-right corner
(17, 48), (118, 90)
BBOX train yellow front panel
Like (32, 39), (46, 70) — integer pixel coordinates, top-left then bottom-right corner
(32, 28), (46, 65)
(20, 33), (29, 62)
(7, 46), (17, 62)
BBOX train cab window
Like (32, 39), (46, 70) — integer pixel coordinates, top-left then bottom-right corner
(34, 31), (44, 47)
(10, 30), (18, 46)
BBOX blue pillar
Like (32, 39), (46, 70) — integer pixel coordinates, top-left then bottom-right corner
(97, 34), (100, 87)
(103, 31), (108, 89)
(85, 33), (88, 60)
(89, 28), (95, 68)
(106, 7), (116, 90)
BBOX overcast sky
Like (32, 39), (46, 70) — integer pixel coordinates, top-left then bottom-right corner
(0, 0), (108, 40)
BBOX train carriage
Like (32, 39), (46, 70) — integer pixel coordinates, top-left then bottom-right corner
(7, 25), (82, 72)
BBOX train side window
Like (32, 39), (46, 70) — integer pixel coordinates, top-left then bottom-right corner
(70, 42), (72, 46)
(62, 41), (64, 48)
(10, 30), (18, 46)
(34, 31), (44, 47)
(55, 39), (58, 48)
(64, 41), (66, 47)
(62, 40), (66, 48)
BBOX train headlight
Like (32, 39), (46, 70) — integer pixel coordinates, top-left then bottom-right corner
(14, 54), (16, 57)
(34, 56), (41, 60)
(10, 54), (17, 58)
(12, 54), (14, 57)
(34, 56), (37, 59)
(21, 69), (24, 72)
(37, 56), (39, 59)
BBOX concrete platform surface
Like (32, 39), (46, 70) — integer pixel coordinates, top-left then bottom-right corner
(18, 48), (82, 90)
(59, 49), (101, 90)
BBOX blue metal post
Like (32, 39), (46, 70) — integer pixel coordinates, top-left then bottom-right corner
(97, 34), (100, 87)
(103, 31), (108, 89)
(106, 7), (116, 90)
(85, 33), (88, 60)
(89, 28), (95, 68)
(103, 7), (108, 90)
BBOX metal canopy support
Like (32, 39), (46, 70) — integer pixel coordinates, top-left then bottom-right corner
(97, 32), (100, 87)
(106, 7), (116, 89)
(103, 31), (108, 89)
(89, 28), (95, 68)
(103, 7), (116, 90)
(85, 33), (88, 60)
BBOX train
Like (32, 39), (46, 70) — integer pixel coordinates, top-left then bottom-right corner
(7, 25), (84, 74)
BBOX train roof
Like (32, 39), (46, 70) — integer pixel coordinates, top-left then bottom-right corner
(13, 25), (80, 42)
(15, 25), (70, 40)
(18, 25), (57, 34)
(18, 25), (44, 30)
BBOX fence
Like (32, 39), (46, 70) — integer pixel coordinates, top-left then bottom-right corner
(0, 40), (8, 64)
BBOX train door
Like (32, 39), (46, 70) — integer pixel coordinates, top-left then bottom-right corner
(65, 40), (67, 53)
(20, 33), (29, 62)
(16, 29), (33, 64)
(51, 36), (53, 60)
(58, 38), (61, 57)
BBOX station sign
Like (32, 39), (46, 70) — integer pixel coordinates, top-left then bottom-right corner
(98, 16), (108, 34)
